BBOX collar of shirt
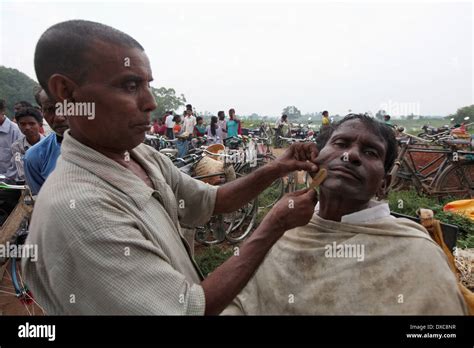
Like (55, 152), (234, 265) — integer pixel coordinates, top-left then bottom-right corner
(0, 116), (12, 133)
(61, 130), (155, 210)
(22, 134), (45, 151)
(314, 199), (392, 224)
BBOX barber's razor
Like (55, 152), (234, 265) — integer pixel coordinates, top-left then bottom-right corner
(309, 168), (327, 190)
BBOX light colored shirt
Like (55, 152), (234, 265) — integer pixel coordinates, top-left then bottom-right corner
(0, 116), (21, 179)
(22, 130), (218, 315)
(165, 115), (175, 128)
(314, 200), (393, 224)
(11, 134), (45, 181)
(183, 115), (196, 134)
(23, 133), (62, 195)
(217, 120), (227, 143)
(205, 125), (220, 144)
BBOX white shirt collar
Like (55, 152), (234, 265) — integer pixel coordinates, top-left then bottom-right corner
(314, 200), (392, 224)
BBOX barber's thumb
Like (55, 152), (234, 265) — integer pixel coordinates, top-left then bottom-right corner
(304, 188), (318, 204)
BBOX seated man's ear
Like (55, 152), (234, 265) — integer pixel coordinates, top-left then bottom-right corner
(47, 74), (78, 103)
(376, 174), (392, 199)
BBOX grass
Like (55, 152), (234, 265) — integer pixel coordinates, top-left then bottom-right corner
(387, 190), (474, 247)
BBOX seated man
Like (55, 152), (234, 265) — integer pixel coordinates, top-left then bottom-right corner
(22, 20), (319, 315)
(224, 114), (468, 315)
(24, 88), (69, 195)
(11, 107), (45, 181)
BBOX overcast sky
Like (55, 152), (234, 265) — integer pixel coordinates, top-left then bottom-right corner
(0, 0), (472, 116)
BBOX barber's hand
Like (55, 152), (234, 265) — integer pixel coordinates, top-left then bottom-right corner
(271, 142), (319, 176)
(262, 189), (318, 234)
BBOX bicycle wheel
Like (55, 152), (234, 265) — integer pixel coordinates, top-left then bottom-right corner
(390, 161), (415, 191)
(225, 170), (258, 243)
(434, 162), (474, 199)
(253, 155), (285, 209)
(195, 214), (231, 245)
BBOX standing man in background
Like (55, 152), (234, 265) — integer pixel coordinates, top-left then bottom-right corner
(165, 111), (175, 139)
(11, 107), (45, 181)
(24, 88), (69, 195)
(217, 111), (227, 143)
(0, 99), (21, 180)
(321, 110), (330, 128)
(226, 108), (240, 138)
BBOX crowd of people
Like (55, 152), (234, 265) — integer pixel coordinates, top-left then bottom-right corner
(150, 106), (242, 142)
(0, 19), (470, 316)
(148, 105), (244, 157)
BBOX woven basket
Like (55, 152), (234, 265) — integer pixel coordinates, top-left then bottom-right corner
(194, 157), (224, 185)
(205, 144), (225, 161)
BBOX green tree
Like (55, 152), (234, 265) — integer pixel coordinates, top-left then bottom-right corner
(150, 86), (186, 120)
(0, 65), (39, 118)
(450, 105), (474, 124)
(282, 106), (301, 120)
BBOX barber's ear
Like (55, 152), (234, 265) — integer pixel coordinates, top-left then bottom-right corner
(47, 74), (78, 103)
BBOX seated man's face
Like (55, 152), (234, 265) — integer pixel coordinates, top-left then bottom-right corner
(61, 40), (157, 152)
(38, 90), (69, 136)
(316, 119), (388, 202)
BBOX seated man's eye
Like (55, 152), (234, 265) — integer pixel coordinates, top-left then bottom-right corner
(124, 81), (138, 92)
(365, 150), (379, 158)
(334, 141), (347, 148)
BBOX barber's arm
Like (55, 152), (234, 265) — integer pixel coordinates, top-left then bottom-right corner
(213, 142), (319, 215)
(202, 187), (318, 315)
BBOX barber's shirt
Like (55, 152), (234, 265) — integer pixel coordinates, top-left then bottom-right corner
(22, 130), (217, 315)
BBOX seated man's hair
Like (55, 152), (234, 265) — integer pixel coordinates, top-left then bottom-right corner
(15, 106), (43, 124)
(0, 99), (5, 111)
(34, 20), (144, 94)
(316, 113), (398, 173)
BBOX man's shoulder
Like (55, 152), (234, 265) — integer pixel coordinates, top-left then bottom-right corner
(25, 133), (54, 158)
(11, 136), (25, 150)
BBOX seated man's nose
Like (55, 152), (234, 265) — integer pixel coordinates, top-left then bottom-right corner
(341, 149), (362, 165)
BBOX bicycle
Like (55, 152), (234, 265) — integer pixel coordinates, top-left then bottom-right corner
(0, 178), (45, 315)
(229, 134), (286, 210)
(165, 145), (257, 245)
(387, 133), (474, 199)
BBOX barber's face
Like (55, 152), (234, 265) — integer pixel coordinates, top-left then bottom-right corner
(317, 119), (388, 201)
(66, 41), (157, 151)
